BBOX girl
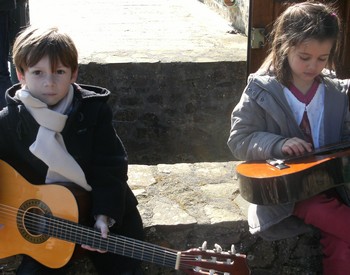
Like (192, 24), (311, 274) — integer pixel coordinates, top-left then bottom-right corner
(228, 2), (350, 274)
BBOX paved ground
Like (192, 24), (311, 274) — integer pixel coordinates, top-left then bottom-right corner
(28, 0), (247, 63)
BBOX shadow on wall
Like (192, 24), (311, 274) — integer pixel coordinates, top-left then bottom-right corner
(78, 61), (247, 165)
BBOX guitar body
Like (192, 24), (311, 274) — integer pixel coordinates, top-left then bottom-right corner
(0, 160), (250, 274)
(237, 148), (350, 205)
(0, 160), (80, 268)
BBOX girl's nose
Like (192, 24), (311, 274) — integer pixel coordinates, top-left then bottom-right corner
(308, 60), (317, 70)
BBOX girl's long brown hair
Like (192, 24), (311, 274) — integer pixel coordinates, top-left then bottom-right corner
(259, 1), (341, 87)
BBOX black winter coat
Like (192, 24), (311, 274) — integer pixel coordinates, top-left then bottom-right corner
(1, 83), (138, 226)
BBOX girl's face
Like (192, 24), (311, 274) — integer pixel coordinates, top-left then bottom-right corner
(17, 55), (78, 106)
(287, 39), (333, 92)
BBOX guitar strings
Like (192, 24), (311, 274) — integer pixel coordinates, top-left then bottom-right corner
(0, 204), (236, 274)
(0, 203), (177, 266)
(0, 203), (236, 274)
(0, 203), (237, 273)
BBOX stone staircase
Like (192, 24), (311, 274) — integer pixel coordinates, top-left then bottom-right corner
(29, 0), (247, 164)
(0, 0), (323, 274)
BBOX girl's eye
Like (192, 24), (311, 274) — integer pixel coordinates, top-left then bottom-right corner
(299, 56), (309, 61)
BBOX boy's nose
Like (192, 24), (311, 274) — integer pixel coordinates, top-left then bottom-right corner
(44, 75), (55, 86)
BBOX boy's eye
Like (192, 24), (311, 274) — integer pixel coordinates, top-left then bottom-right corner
(56, 69), (65, 74)
(33, 70), (42, 75)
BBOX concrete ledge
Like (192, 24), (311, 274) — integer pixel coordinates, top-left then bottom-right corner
(29, 0), (247, 64)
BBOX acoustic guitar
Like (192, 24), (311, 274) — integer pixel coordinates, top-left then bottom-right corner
(0, 160), (250, 275)
(236, 142), (350, 205)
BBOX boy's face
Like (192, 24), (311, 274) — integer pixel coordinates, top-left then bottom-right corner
(17, 55), (78, 106)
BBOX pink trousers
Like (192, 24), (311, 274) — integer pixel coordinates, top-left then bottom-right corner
(293, 191), (350, 275)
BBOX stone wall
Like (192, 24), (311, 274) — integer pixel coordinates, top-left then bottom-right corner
(198, 0), (250, 35)
(77, 61), (247, 165)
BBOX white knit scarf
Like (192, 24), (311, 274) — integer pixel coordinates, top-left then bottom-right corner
(15, 86), (92, 191)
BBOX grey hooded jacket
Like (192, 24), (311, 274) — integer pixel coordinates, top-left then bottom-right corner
(228, 73), (350, 240)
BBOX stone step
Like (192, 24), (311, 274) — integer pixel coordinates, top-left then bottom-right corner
(129, 162), (322, 275)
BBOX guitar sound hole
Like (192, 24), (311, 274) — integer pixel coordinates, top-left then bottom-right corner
(23, 207), (47, 236)
(17, 199), (51, 244)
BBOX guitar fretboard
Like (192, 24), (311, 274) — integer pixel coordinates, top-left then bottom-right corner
(31, 214), (179, 268)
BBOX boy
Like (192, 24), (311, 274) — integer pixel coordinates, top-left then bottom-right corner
(0, 26), (144, 274)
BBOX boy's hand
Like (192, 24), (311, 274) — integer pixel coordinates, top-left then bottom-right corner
(282, 137), (313, 156)
(81, 215), (109, 253)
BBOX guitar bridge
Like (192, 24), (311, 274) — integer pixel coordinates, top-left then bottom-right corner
(266, 159), (289, 169)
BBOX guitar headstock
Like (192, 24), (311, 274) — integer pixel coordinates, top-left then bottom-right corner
(179, 242), (250, 275)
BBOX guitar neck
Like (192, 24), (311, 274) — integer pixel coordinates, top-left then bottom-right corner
(42, 215), (179, 269)
(285, 141), (350, 162)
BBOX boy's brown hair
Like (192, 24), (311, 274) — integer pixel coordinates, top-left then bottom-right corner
(12, 26), (78, 74)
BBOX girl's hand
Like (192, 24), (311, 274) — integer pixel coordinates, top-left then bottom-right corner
(0, 224), (3, 230)
(81, 215), (109, 253)
(282, 137), (313, 156)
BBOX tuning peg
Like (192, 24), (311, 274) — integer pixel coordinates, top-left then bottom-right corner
(201, 241), (207, 251)
(214, 243), (222, 253)
(230, 244), (236, 254)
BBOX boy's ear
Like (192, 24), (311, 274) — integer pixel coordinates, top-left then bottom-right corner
(71, 69), (78, 83)
(16, 70), (25, 84)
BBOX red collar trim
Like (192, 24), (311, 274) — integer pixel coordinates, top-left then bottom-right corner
(289, 79), (320, 105)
